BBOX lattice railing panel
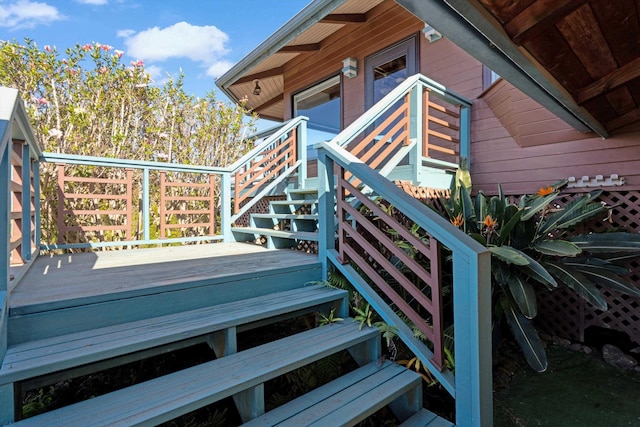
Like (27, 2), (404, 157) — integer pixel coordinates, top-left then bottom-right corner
(535, 189), (640, 346)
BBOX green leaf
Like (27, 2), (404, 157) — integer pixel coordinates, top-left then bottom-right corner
(533, 239), (582, 256)
(521, 192), (557, 221)
(460, 183), (475, 225)
(499, 294), (547, 372)
(562, 257), (630, 275)
(519, 251), (557, 289)
(544, 262), (607, 310)
(475, 192), (488, 226)
(573, 267), (640, 297)
(569, 232), (640, 253)
(489, 245), (529, 265)
(496, 208), (523, 246)
(538, 194), (607, 235)
(488, 195), (504, 223)
(507, 274), (537, 319)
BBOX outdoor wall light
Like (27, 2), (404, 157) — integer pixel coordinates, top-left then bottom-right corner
(341, 57), (358, 79)
(253, 79), (261, 96)
(423, 24), (443, 43)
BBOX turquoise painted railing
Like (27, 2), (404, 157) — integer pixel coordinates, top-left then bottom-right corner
(333, 73), (471, 185)
(1, 88), (43, 362)
(37, 117), (307, 250)
(316, 140), (492, 426)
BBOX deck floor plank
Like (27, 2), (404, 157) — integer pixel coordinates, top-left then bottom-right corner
(10, 243), (318, 310)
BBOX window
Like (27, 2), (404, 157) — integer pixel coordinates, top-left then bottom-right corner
(365, 37), (418, 109)
(483, 65), (501, 90)
(293, 75), (341, 159)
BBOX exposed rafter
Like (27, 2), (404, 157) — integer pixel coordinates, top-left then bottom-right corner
(577, 57), (640, 104)
(278, 43), (321, 53)
(607, 106), (640, 131)
(234, 67), (285, 85)
(504, 0), (589, 46)
(320, 13), (366, 23)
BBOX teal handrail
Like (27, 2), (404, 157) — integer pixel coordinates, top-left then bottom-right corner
(316, 141), (493, 426)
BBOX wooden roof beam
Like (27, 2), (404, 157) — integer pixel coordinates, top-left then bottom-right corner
(234, 67), (285, 85)
(320, 13), (367, 24)
(606, 106), (640, 131)
(505, 0), (589, 46)
(577, 57), (640, 104)
(278, 43), (321, 53)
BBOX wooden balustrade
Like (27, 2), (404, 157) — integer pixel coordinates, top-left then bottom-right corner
(423, 89), (461, 164)
(9, 141), (36, 267)
(233, 129), (297, 213)
(159, 172), (216, 239)
(56, 164), (133, 245)
(336, 167), (445, 370)
(348, 94), (411, 169)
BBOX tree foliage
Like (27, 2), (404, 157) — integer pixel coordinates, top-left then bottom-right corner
(0, 38), (256, 165)
(0, 39), (257, 244)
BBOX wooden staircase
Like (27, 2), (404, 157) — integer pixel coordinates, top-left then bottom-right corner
(232, 187), (320, 249)
(1, 247), (452, 426)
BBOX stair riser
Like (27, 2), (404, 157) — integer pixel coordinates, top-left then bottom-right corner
(8, 265), (322, 345)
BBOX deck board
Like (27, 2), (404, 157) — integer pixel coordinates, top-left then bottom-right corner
(10, 243), (318, 310)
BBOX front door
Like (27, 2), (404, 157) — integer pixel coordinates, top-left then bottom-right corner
(365, 36), (418, 110)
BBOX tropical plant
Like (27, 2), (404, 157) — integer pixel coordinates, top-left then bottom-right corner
(440, 166), (640, 371)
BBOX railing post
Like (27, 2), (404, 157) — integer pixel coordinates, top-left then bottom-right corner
(0, 139), (9, 293)
(410, 84), (423, 185)
(317, 149), (335, 281)
(453, 250), (493, 427)
(459, 104), (471, 168)
(33, 159), (40, 250)
(221, 172), (233, 242)
(142, 167), (150, 242)
(20, 143), (31, 261)
(297, 117), (308, 188)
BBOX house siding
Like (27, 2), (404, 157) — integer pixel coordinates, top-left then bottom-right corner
(276, 0), (640, 195)
(472, 79), (640, 195)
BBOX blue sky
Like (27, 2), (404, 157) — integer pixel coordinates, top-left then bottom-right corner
(0, 0), (311, 99)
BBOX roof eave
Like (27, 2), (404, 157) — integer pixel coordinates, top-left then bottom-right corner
(396, 0), (609, 138)
(215, 0), (348, 105)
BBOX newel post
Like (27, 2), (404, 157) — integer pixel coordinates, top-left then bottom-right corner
(409, 84), (423, 185)
(296, 117), (308, 188)
(453, 249), (493, 426)
(221, 172), (233, 242)
(317, 148), (335, 282)
(459, 104), (471, 167)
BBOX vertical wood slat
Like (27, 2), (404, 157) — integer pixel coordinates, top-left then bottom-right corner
(159, 171), (167, 239)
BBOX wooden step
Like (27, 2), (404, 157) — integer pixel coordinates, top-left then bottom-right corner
(0, 285), (346, 385)
(270, 199), (318, 206)
(251, 214), (317, 220)
(287, 188), (318, 195)
(242, 360), (422, 426)
(11, 320), (379, 427)
(399, 408), (455, 426)
(231, 227), (319, 241)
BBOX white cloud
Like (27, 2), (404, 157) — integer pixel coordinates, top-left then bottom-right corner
(120, 21), (230, 73)
(206, 60), (234, 78)
(116, 29), (135, 38)
(75, 0), (108, 4)
(144, 64), (163, 82)
(0, 0), (63, 29)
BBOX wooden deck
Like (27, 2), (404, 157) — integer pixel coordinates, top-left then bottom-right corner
(10, 243), (319, 313)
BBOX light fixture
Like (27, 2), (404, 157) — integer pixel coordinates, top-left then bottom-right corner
(253, 79), (261, 96)
(341, 57), (358, 79)
(423, 24), (442, 43)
